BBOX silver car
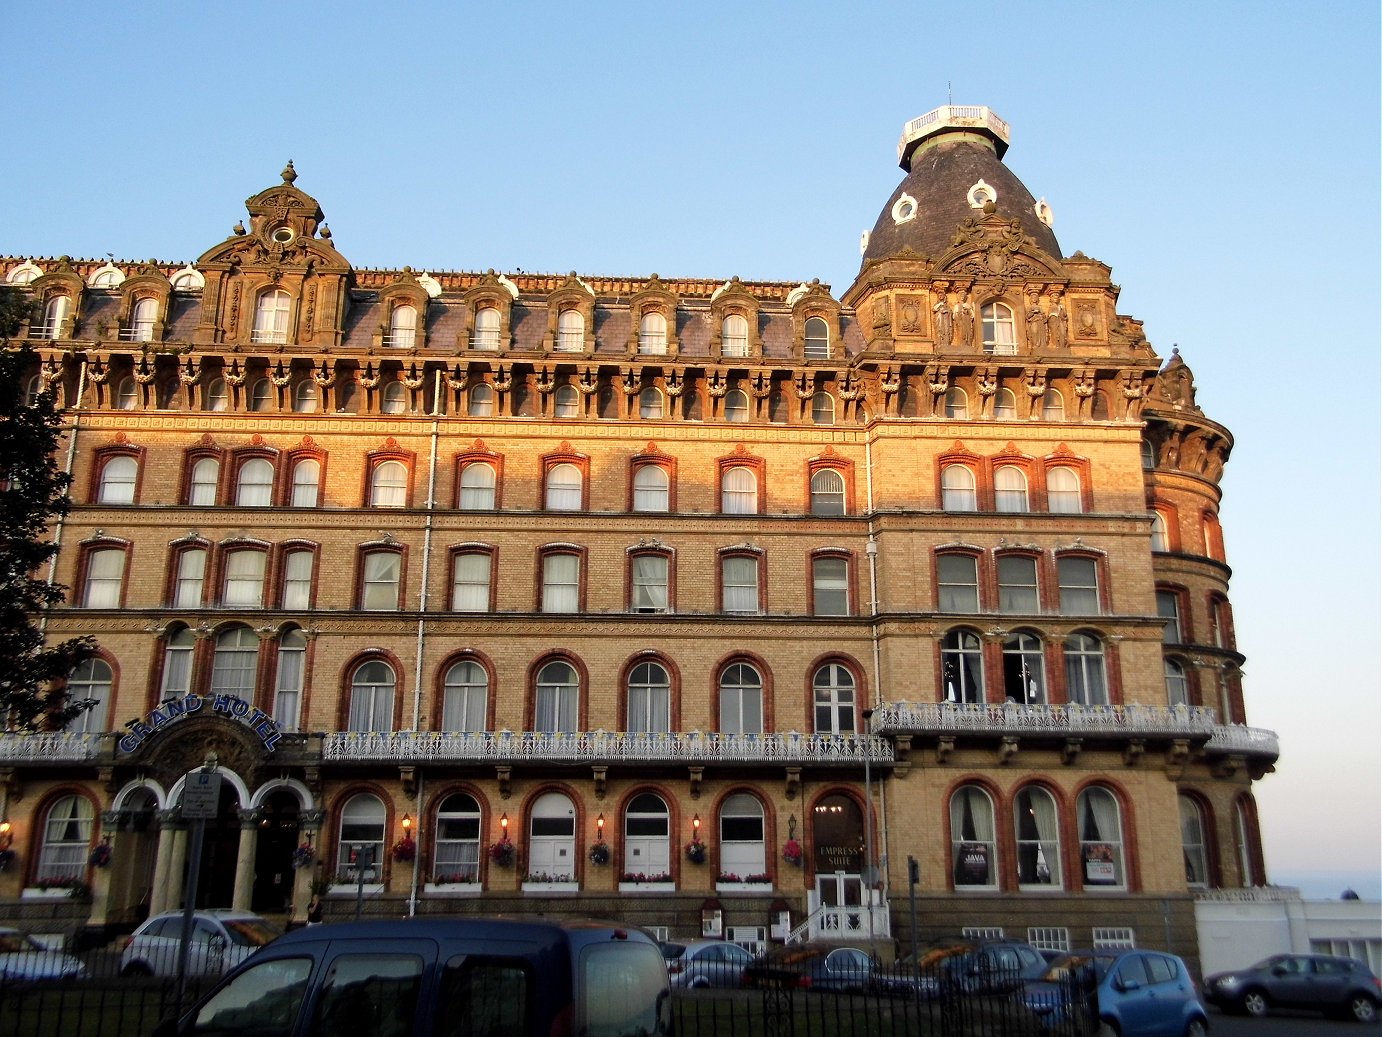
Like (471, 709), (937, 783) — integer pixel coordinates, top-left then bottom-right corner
(120, 910), (280, 977)
(661, 939), (755, 988)
(0, 927), (86, 981)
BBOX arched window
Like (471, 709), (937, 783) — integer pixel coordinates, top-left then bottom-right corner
(290, 458), (320, 507)
(1078, 786), (1125, 888)
(997, 555), (1039, 613)
(468, 383), (495, 417)
(211, 626), (258, 698)
(638, 312), (667, 355)
(723, 388), (749, 423)
(188, 457), (219, 505)
(942, 629), (984, 703)
(1003, 632), (1047, 704)
(994, 465), (1028, 512)
(812, 555), (849, 616)
(722, 314), (749, 357)
(472, 307), (500, 350)
(360, 550), (401, 610)
(1046, 467), (1082, 513)
(718, 663), (762, 734)
(36, 795), (93, 884)
(1015, 786), (1062, 888)
(937, 554), (979, 613)
(1141, 440), (1157, 470)
(38, 295), (71, 338)
(632, 464), (669, 513)
(535, 661), (579, 732)
(721, 465), (758, 514)
(1041, 389), (1064, 421)
(388, 304), (417, 349)
(528, 792), (576, 881)
(434, 793), (482, 884)
(204, 377), (228, 412)
(944, 387), (968, 420)
(1149, 511), (1170, 552)
(160, 628), (196, 697)
(458, 462), (496, 510)
(173, 547), (207, 608)
(545, 462), (583, 510)
(811, 391), (835, 425)
(129, 298), (157, 342)
(719, 793), (766, 876)
(252, 290), (291, 344)
(1064, 633), (1108, 705)
(627, 662), (670, 733)
(451, 550), (492, 612)
(940, 465), (976, 511)
(553, 384), (579, 417)
(813, 663), (855, 734)
(82, 548), (125, 607)
(638, 386), (664, 419)
(631, 552), (669, 614)
(274, 629), (306, 730)
(223, 549), (266, 607)
(1164, 658), (1189, 707)
(1234, 799), (1260, 887)
(370, 460), (408, 507)
(994, 387), (1018, 420)
(803, 316), (830, 359)
(281, 549), (313, 609)
(950, 786), (997, 888)
(1179, 796), (1209, 888)
(349, 660), (396, 732)
(249, 377), (271, 412)
(115, 376), (137, 410)
(235, 458), (274, 507)
(556, 309), (584, 352)
(381, 381), (407, 414)
(336, 794), (386, 881)
(98, 455), (138, 504)
(66, 658), (111, 733)
(810, 468), (846, 516)
(625, 793), (671, 878)
(442, 660), (487, 731)
(982, 303), (1016, 355)
(292, 380), (317, 413)
(541, 551), (580, 612)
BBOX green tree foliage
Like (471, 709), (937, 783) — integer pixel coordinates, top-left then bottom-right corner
(0, 287), (96, 730)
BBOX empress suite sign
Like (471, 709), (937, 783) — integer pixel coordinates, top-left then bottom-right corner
(119, 694), (283, 754)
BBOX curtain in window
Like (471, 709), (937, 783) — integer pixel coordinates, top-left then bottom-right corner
(1064, 634), (1108, 705)
(433, 794), (481, 883)
(942, 630), (984, 703)
(722, 556), (758, 613)
(535, 662), (578, 733)
(67, 659), (111, 733)
(545, 464), (582, 510)
(224, 551), (265, 607)
(190, 458), (219, 505)
(459, 463), (495, 509)
(812, 557), (848, 615)
(631, 555), (668, 611)
(632, 466), (668, 512)
(362, 552), (400, 610)
(1016, 786), (1061, 886)
(627, 662), (670, 733)
(443, 661), (487, 731)
(99, 456), (137, 504)
(282, 551), (313, 610)
(274, 631), (305, 731)
(721, 467), (757, 513)
(997, 555), (1038, 612)
(84, 549), (125, 607)
(994, 466), (1028, 512)
(542, 554), (579, 612)
(941, 465), (976, 511)
(1058, 557), (1099, 613)
(718, 664), (762, 734)
(937, 554), (979, 612)
(337, 794), (386, 880)
(810, 469), (845, 515)
(37, 796), (93, 884)
(349, 661), (395, 732)
(291, 459), (320, 506)
(371, 461), (407, 507)
(950, 787), (996, 887)
(236, 459), (274, 506)
(161, 629), (196, 697)
(1079, 788), (1124, 886)
(211, 628), (258, 697)
(1002, 632), (1047, 703)
(452, 553), (492, 611)
(1180, 796), (1209, 887)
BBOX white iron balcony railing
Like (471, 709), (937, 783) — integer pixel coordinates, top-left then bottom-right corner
(321, 729), (894, 764)
(0, 732), (105, 762)
(28, 322), (59, 339)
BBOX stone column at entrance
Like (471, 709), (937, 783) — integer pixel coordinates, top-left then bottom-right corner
(149, 810), (183, 915)
(86, 810), (123, 929)
(232, 809), (262, 912)
(292, 810), (325, 925)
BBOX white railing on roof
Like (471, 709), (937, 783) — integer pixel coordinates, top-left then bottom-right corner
(1195, 886), (1302, 903)
(322, 729), (894, 764)
(898, 105), (1011, 160)
(0, 732), (105, 762)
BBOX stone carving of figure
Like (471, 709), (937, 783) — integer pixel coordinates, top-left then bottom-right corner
(954, 294), (975, 349)
(933, 295), (953, 348)
(1204, 442), (1226, 482)
(1047, 294), (1067, 350)
(1025, 293), (1048, 352)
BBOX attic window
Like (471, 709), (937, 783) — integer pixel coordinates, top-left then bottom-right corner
(891, 193), (918, 225)
(270, 226), (296, 244)
(966, 179), (996, 209)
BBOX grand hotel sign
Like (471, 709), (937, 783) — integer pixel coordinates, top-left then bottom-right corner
(119, 693), (284, 754)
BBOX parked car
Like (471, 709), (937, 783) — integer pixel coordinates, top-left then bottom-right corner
(0, 927), (87, 981)
(1204, 952), (1381, 1022)
(120, 909), (281, 977)
(1022, 949), (1209, 1037)
(661, 938), (755, 988)
(744, 942), (874, 993)
(154, 918), (672, 1037)
(878, 936), (1049, 999)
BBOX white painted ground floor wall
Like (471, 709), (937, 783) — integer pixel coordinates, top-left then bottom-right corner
(1195, 890), (1381, 974)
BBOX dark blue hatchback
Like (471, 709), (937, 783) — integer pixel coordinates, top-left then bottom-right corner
(154, 917), (673, 1037)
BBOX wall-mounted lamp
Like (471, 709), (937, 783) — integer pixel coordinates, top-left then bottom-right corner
(499, 812), (509, 835)
(0, 820), (10, 851)
(401, 813), (412, 833)
(692, 814), (701, 835)
(596, 813), (605, 837)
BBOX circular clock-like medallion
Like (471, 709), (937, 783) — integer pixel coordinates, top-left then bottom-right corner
(270, 226), (296, 244)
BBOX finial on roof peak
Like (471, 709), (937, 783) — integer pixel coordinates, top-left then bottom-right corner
(281, 160), (297, 184)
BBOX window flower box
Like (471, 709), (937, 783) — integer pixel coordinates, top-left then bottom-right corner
(521, 881), (579, 893)
(424, 882), (482, 895)
(618, 881), (675, 893)
(328, 882), (384, 896)
(21, 887), (71, 900)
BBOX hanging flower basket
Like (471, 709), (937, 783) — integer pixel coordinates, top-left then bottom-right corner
(391, 837), (417, 862)
(88, 843), (112, 869)
(588, 841), (611, 865)
(0, 849), (16, 872)
(684, 840), (707, 864)
(488, 839), (515, 868)
(291, 843), (315, 870)
(782, 839), (803, 866)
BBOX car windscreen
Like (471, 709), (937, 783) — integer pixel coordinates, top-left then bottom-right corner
(1039, 953), (1114, 982)
(222, 920), (283, 947)
(579, 942), (671, 1037)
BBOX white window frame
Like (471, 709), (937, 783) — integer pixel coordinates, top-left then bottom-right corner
(638, 312), (668, 355)
(1046, 467), (1082, 513)
(812, 663), (856, 735)
(370, 460), (408, 508)
(458, 462), (496, 510)
(99, 455), (138, 504)
(451, 551), (492, 612)
(472, 307), (501, 350)
(994, 466), (1029, 513)
(282, 550), (313, 610)
(442, 661), (487, 731)
(173, 548), (207, 608)
(83, 548), (125, 607)
(938, 554), (980, 613)
(632, 464), (669, 513)
(1063, 633), (1108, 705)
(718, 664), (763, 734)
(235, 458), (274, 507)
(535, 661), (579, 733)
(721, 555), (760, 614)
(996, 555), (1039, 613)
(721, 314), (749, 357)
(545, 463), (583, 510)
(982, 302), (1016, 355)
(223, 550), (266, 608)
(810, 469), (846, 516)
(721, 466), (758, 514)
(812, 555), (849, 616)
(940, 465), (976, 511)
(541, 552), (580, 613)
(274, 629), (306, 731)
(361, 551), (401, 611)
(349, 661), (396, 732)
(631, 553), (669, 613)
(252, 290), (291, 344)
(950, 786), (998, 890)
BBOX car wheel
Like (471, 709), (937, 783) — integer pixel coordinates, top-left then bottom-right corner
(1240, 989), (1269, 1017)
(689, 977), (709, 989)
(121, 961), (153, 977)
(1349, 995), (1378, 1023)
(1185, 1018), (1208, 1037)
(1096, 1021), (1120, 1037)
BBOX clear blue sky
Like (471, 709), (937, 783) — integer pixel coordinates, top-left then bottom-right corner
(5, 1), (1378, 898)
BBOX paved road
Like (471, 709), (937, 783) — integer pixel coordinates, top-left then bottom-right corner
(1208, 1006), (1379, 1034)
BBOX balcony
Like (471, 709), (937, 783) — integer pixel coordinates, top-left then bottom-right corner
(321, 729), (894, 765)
(0, 732), (104, 762)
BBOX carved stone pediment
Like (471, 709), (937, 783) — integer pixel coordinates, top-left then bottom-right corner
(937, 213), (1061, 281)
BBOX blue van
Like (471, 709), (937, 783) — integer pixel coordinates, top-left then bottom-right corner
(153, 917), (673, 1037)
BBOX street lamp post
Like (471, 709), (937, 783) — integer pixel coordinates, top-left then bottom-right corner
(862, 707), (876, 955)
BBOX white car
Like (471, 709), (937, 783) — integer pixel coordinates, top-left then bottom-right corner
(0, 927), (87, 981)
(120, 910), (280, 977)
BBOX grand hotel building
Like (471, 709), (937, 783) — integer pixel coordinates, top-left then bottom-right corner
(0, 106), (1277, 958)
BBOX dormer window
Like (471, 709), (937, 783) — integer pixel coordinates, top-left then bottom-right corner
(556, 309), (584, 352)
(252, 290), (291, 344)
(387, 304), (417, 349)
(722, 314), (749, 358)
(638, 312), (668, 355)
(982, 303), (1016, 355)
(804, 316), (830, 359)
(31, 295), (70, 339)
(472, 307), (500, 350)
(125, 298), (157, 342)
